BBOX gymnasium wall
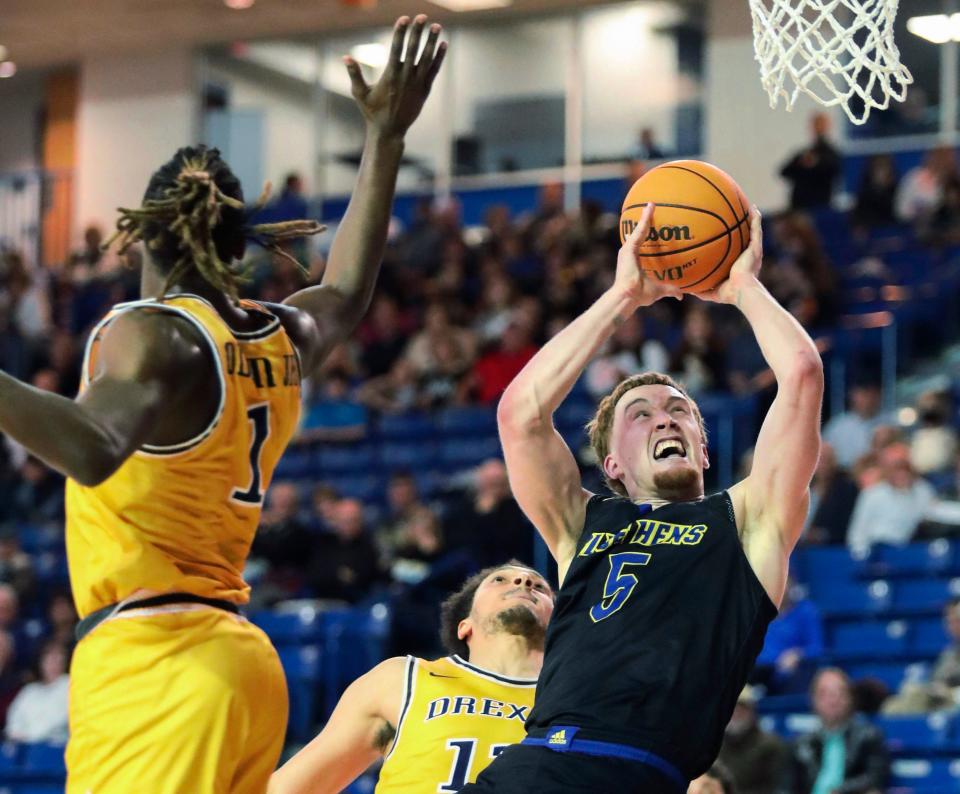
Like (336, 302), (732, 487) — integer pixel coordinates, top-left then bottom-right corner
(0, 72), (45, 174)
(74, 49), (196, 238)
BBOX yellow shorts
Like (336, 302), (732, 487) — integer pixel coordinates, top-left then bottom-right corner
(67, 607), (288, 794)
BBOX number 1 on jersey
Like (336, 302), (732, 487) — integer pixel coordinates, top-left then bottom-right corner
(231, 404), (270, 505)
(589, 551), (651, 623)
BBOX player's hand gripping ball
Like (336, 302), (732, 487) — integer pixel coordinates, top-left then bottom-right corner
(619, 160), (751, 294)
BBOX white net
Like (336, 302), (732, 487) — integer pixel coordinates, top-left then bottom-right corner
(749, 0), (913, 125)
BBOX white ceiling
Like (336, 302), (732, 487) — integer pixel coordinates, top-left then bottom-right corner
(2, 0), (632, 71)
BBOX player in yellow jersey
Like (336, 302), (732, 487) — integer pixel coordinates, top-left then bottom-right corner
(0, 15), (445, 794)
(269, 561), (554, 794)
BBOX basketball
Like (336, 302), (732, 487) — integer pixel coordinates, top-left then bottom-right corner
(619, 160), (751, 294)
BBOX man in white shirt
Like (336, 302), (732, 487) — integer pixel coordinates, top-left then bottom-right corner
(847, 444), (936, 557)
(6, 640), (69, 744)
(823, 381), (890, 470)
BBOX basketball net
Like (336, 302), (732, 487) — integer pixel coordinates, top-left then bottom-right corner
(748, 0), (913, 125)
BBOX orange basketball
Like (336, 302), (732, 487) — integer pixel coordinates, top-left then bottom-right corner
(619, 160), (750, 294)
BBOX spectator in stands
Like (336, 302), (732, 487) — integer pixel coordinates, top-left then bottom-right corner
(688, 763), (737, 794)
(297, 369), (367, 443)
(585, 313), (669, 400)
(896, 145), (957, 224)
(781, 668), (888, 794)
(356, 357), (420, 414)
(1, 250), (51, 346)
(5, 456), (64, 527)
(752, 578), (824, 694)
(359, 295), (414, 378)
(473, 273), (518, 344)
(852, 425), (904, 489)
(6, 640), (70, 744)
(465, 317), (539, 404)
(0, 584), (19, 634)
(445, 459), (533, 567)
(718, 686), (786, 794)
(823, 380), (889, 470)
(404, 303), (475, 380)
(851, 154), (900, 229)
(44, 591), (77, 649)
(847, 443), (937, 557)
(633, 127), (667, 160)
(389, 506), (447, 586)
(419, 334), (473, 408)
(767, 212), (838, 328)
(779, 113), (841, 210)
(909, 389), (958, 475)
(0, 525), (36, 604)
(272, 173), (309, 222)
(668, 304), (727, 394)
(883, 597), (960, 714)
(0, 632), (20, 731)
(309, 483), (340, 534)
(306, 498), (381, 603)
(805, 443), (860, 545)
(924, 176), (960, 247)
(249, 482), (312, 606)
(377, 471), (428, 562)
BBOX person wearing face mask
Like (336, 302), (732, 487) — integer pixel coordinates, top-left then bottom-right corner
(717, 687), (787, 794)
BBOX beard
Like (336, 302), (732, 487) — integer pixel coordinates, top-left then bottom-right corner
(492, 605), (546, 650)
(652, 465), (701, 498)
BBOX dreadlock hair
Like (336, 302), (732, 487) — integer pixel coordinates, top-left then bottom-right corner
(439, 560), (552, 660)
(104, 145), (324, 299)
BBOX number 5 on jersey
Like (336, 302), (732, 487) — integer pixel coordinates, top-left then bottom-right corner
(589, 551), (651, 623)
(231, 404), (270, 505)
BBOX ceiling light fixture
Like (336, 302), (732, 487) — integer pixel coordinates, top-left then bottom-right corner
(907, 14), (960, 44)
(0, 62), (16, 79)
(224, 0), (256, 9)
(429, 0), (511, 11)
(350, 43), (389, 68)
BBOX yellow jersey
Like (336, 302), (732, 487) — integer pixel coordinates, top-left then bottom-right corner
(65, 294), (301, 618)
(376, 655), (537, 793)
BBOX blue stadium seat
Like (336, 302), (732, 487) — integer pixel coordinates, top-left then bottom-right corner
(0, 742), (19, 772)
(278, 645), (322, 742)
(893, 579), (959, 615)
(377, 412), (436, 440)
(250, 607), (324, 645)
(380, 441), (437, 469)
(755, 693), (810, 715)
(807, 580), (891, 618)
(912, 617), (949, 656)
(890, 758), (960, 791)
(273, 446), (314, 480)
(435, 405), (497, 436)
(438, 437), (501, 468)
(829, 620), (908, 660)
(793, 546), (858, 589)
(316, 444), (376, 475)
(20, 743), (66, 775)
(845, 661), (910, 691)
(857, 541), (958, 579)
(877, 714), (955, 755)
(321, 475), (385, 503)
(320, 605), (390, 718)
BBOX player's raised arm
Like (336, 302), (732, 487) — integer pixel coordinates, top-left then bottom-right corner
(0, 309), (206, 487)
(497, 205), (681, 573)
(702, 208), (824, 605)
(269, 657), (405, 794)
(283, 15), (446, 377)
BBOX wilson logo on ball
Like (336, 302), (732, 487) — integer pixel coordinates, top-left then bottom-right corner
(620, 220), (693, 242)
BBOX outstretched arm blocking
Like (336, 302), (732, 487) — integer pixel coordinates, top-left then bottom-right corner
(285, 15), (446, 377)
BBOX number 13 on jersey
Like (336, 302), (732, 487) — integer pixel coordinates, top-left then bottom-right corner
(589, 551), (651, 623)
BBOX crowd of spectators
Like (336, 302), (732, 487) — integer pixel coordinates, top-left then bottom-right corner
(2, 131), (960, 770)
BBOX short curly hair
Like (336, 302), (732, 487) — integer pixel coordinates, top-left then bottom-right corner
(439, 561), (550, 660)
(585, 371), (707, 496)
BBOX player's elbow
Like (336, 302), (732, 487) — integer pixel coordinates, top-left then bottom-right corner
(787, 351), (824, 397)
(72, 451), (121, 487)
(497, 386), (548, 436)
